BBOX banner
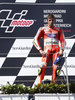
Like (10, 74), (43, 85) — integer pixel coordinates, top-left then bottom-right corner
(0, 3), (75, 87)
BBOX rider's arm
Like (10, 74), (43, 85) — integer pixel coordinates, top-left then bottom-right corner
(59, 29), (65, 51)
(33, 27), (44, 51)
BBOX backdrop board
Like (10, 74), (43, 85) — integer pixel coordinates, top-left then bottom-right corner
(0, 3), (75, 87)
(0, 0), (56, 3)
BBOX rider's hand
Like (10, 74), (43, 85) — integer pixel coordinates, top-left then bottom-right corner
(39, 49), (47, 56)
(59, 49), (63, 56)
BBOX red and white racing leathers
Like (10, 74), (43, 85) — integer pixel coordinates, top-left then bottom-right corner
(33, 25), (65, 84)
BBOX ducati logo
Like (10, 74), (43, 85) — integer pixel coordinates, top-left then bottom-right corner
(0, 9), (34, 33)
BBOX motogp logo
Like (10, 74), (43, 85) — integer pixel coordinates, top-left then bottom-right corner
(0, 9), (34, 33)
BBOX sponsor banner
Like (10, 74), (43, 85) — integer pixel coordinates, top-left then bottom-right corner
(0, 4), (75, 38)
(7, 39), (33, 57)
(0, 4), (75, 86)
(18, 57), (42, 76)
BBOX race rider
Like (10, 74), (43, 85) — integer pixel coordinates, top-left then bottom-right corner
(33, 14), (65, 84)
